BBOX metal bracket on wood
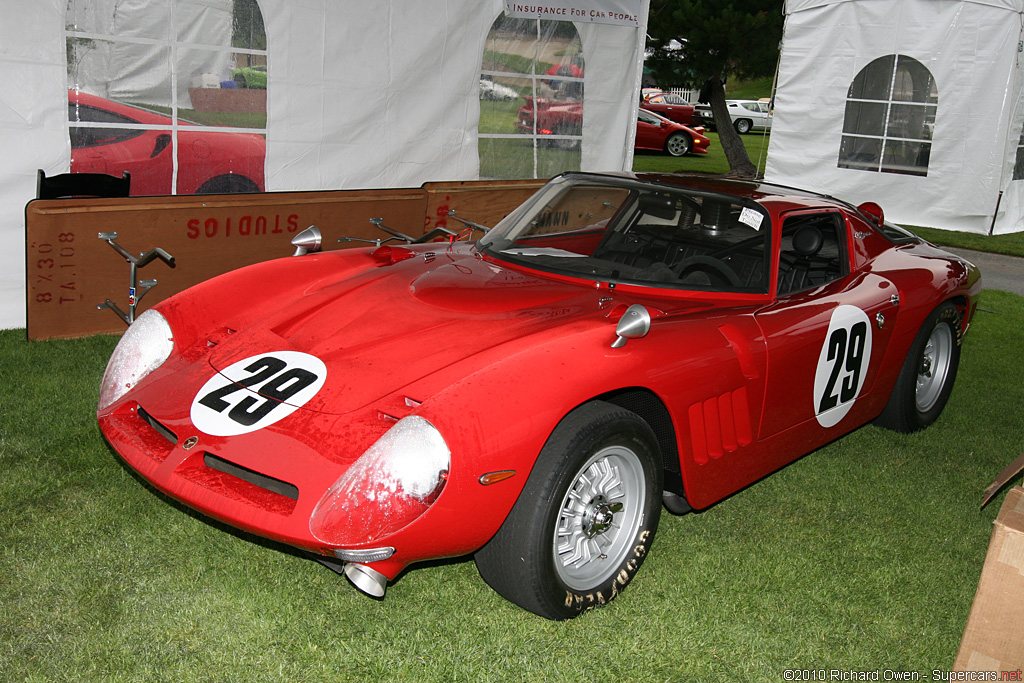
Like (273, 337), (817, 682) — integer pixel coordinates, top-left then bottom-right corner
(96, 231), (176, 325)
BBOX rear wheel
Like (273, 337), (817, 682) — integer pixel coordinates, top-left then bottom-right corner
(196, 174), (260, 194)
(475, 401), (662, 620)
(734, 118), (752, 134)
(550, 123), (581, 150)
(875, 301), (961, 432)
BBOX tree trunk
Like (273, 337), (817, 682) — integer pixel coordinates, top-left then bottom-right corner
(707, 75), (757, 178)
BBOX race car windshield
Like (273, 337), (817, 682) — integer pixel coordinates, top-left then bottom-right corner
(478, 175), (771, 293)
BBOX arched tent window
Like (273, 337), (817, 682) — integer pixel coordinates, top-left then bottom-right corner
(838, 55), (937, 177)
(65, 0), (267, 195)
(478, 14), (583, 179)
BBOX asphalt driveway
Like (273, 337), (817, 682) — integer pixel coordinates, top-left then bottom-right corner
(952, 248), (1024, 297)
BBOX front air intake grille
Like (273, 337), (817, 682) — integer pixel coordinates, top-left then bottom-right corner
(202, 453), (299, 501)
(137, 405), (178, 445)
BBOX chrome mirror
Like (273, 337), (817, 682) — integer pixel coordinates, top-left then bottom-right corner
(611, 304), (651, 348)
(291, 225), (322, 256)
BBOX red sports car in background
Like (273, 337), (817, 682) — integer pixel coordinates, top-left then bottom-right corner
(636, 108), (710, 156)
(97, 172), (980, 620)
(640, 90), (696, 126)
(516, 100), (708, 156)
(69, 90), (265, 196)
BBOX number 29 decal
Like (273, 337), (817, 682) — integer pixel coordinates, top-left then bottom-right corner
(813, 305), (872, 428)
(190, 351), (327, 437)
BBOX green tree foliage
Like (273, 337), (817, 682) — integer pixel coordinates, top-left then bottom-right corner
(232, 0), (266, 53)
(646, 0), (783, 177)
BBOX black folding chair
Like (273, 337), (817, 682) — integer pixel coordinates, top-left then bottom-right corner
(36, 169), (131, 199)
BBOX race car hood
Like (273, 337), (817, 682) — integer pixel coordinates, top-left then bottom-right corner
(203, 248), (603, 415)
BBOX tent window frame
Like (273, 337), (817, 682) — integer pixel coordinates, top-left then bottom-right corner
(838, 54), (937, 178)
(478, 14), (584, 180)
(64, 0), (268, 195)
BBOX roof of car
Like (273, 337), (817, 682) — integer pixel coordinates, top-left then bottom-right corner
(567, 171), (845, 209)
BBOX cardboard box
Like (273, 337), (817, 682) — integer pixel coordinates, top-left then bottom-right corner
(954, 486), (1024, 672)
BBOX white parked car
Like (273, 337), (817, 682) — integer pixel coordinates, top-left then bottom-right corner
(695, 99), (773, 134)
(480, 79), (519, 101)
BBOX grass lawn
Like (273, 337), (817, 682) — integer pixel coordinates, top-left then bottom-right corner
(724, 77), (775, 102)
(2, 287), (1023, 681)
(634, 131), (772, 176)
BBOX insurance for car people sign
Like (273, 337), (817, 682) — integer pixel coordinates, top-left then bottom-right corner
(503, 1), (643, 26)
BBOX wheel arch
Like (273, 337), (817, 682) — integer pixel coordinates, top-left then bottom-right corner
(196, 173), (262, 195)
(597, 387), (684, 499)
(947, 294), (971, 338)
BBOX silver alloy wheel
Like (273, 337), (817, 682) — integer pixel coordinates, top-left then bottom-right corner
(916, 323), (954, 412)
(553, 444), (645, 590)
(666, 133), (691, 156)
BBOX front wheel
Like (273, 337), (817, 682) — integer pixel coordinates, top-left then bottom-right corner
(875, 301), (961, 432)
(475, 401), (662, 620)
(664, 132), (692, 156)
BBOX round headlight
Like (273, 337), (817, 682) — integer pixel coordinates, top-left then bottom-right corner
(98, 310), (174, 411)
(310, 415), (450, 546)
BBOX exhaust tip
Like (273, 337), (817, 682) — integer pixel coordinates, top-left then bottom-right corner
(344, 562), (388, 598)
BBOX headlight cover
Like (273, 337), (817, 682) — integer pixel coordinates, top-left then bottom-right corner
(310, 415), (450, 546)
(98, 309), (174, 411)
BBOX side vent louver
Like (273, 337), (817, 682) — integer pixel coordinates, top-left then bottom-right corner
(688, 387), (753, 465)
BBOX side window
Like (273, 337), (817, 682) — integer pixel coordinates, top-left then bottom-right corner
(777, 212), (847, 296)
(638, 110), (659, 125)
(67, 104), (144, 148)
(65, 0), (268, 195)
(478, 13), (584, 179)
(838, 54), (937, 177)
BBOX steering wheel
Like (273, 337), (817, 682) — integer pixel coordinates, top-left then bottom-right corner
(672, 255), (742, 289)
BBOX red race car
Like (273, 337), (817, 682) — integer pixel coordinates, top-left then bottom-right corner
(97, 172), (980, 620)
(69, 90), (265, 195)
(636, 108), (710, 156)
(515, 96), (582, 145)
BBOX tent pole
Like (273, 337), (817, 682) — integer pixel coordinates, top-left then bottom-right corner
(989, 191), (1003, 236)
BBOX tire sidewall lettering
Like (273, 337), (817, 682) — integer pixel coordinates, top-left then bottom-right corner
(561, 526), (652, 615)
(813, 305), (873, 428)
(190, 351), (327, 437)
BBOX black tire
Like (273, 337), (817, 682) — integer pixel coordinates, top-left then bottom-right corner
(664, 132), (692, 157)
(874, 301), (962, 433)
(549, 123), (581, 151)
(475, 401), (662, 620)
(734, 119), (752, 134)
(196, 174), (261, 195)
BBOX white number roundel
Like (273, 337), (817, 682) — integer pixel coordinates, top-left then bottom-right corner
(190, 351), (327, 436)
(813, 305), (872, 428)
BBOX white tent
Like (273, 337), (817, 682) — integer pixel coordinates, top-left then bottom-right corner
(766, 0), (1024, 235)
(0, 0), (649, 330)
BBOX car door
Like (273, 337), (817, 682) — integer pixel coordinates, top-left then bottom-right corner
(69, 102), (173, 195)
(635, 110), (665, 150)
(753, 209), (901, 455)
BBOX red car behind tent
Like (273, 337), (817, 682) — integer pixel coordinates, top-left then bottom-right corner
(69, 90), (265, 196)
